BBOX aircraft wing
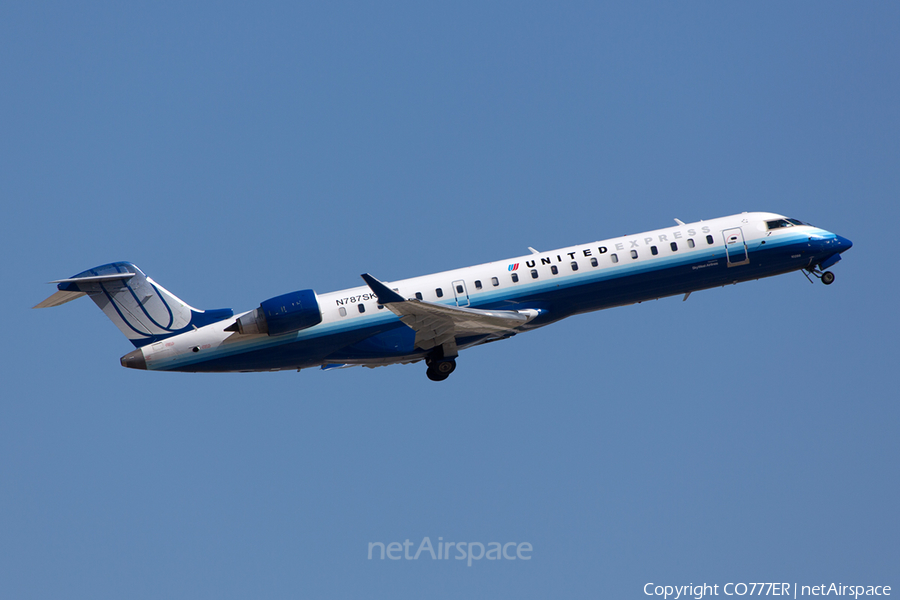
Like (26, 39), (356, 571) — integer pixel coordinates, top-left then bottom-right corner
(361, 273), (541, 355)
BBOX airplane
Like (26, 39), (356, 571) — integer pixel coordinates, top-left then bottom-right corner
(34, 212), (851, 381)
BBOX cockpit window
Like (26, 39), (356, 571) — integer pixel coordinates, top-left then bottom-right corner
(766, 218), (808, 230)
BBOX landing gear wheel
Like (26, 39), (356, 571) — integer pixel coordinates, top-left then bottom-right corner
(821, 271), (835, 285)
(436, 360), (456, 375)
(425, 358), (456, 381)
(426, 367), (446, 381)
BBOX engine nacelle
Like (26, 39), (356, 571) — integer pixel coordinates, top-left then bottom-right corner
(231, 289), (322, 336)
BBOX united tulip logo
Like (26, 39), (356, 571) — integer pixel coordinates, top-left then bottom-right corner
(508, 263), (519, 271)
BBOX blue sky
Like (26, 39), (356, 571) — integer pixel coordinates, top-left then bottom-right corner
(1, 2), (897, 598)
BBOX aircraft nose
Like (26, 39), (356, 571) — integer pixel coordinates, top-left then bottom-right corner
(835, 235), (853, 252)
(120, 348), (147, 370)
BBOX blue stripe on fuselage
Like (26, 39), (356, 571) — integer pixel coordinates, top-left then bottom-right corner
(164, 232), (823, 372)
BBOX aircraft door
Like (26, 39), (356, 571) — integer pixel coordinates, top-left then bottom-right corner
(452, 280), (470, 307)
(722, 227), (750, 267)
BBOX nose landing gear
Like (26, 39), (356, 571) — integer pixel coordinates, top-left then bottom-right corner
(804, 268), (836, 285)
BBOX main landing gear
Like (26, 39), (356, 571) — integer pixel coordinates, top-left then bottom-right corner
(804, 268), (836, 285)
(426, 358), (456, 381)
(425, 349), (457, 382)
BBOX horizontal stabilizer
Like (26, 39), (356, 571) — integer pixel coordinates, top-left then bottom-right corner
(52, 273), (136, 286)
(35, 273), (137, 308)
(33, 290), (87, 309)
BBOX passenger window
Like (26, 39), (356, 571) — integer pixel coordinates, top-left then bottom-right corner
(531, 269), (538, 279)
(650, 246), (658, 256)
(571, 261), (578, 271)
(415, 292), (423, 300)
(611, 253), (618, 263)
(339, 307), (347, 317)
(551, 265), (558, 275)
(706, 235), (714, 245)
(358, 304), (365, 313)
(491, 277), (499, 287)
(687, 239), (695, 248)
(590, 257), (598, 267)
(456, 284), (464, 293)
(475, 280), (482, 290)
(511, 273), (519, 283)
(436, 288), (443, 298)
(631, 250), (638, 259)
(670, 242), (678, 251)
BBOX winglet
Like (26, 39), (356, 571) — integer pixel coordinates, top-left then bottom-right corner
(360, 274), (406, 304)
